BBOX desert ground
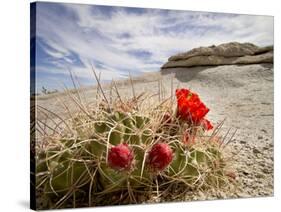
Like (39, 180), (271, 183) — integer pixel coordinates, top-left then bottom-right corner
(36, 62), (273, 201)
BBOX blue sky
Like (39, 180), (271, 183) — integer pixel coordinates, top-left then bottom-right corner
(32, 2), (273, 93)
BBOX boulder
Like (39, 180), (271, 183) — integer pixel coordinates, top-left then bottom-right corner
(162, 42), (273, 69)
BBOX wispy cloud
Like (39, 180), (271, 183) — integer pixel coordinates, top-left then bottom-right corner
(34, 2), (273, 91)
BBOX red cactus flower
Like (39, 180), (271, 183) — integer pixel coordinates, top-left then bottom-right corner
(201, 118), (213, 130)
(176, 89), (212, 130)
(147, 142), (173, 172)
(108, 143), (134, 171)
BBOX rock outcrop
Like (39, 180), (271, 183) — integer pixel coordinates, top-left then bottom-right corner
(161, 42), (273, 69)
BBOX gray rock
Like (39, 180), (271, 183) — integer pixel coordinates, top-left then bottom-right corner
(161, 42), (273, 69)
(162, 52), (273, 68)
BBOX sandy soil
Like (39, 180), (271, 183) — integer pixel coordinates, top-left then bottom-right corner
(36, 63), (273, 200)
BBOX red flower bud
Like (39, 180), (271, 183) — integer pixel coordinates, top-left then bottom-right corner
(108, 144), (134, 171)
(147, 142), (173, 172)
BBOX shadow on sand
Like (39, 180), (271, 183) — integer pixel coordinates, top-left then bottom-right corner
(161, 63), (273, 83)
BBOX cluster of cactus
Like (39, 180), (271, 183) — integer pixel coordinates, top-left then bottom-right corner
(35, 87), (236, 209)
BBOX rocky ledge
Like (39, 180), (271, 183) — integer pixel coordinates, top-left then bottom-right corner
(161, 42), (273, 69)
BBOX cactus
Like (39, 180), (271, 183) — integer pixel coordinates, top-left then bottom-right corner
(130, 145), (152, 186)
(168, 142), (199, 183)
(88, 138), (106, 158)
(35, 86), (236, 209)
(98, 162), (127, 191)
(94, 121), (108, 134)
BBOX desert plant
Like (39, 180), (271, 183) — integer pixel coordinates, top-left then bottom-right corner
(35, 72), (237, 209)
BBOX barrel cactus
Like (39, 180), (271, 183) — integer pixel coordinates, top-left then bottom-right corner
(35, 86), (236, 209)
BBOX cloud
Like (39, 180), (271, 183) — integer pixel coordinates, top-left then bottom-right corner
(34, 2), (273, 91)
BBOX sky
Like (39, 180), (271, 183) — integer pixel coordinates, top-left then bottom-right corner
(32, 2), (273, 93)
